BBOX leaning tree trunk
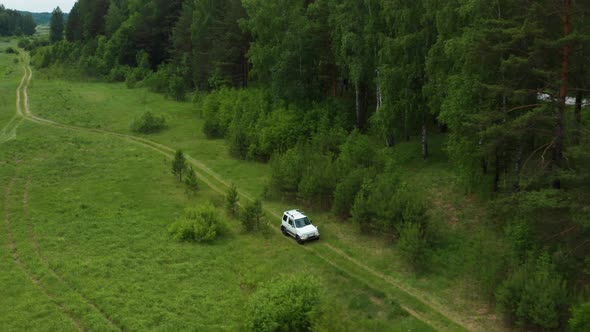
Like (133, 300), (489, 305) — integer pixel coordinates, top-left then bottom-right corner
(553, 0), (571, 189)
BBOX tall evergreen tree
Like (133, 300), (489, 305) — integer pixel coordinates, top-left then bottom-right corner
(20, 13), (36, 35)
(105, 0), (127, 37)
(49, 7), (65, 43)
(66, 3), (82, 42)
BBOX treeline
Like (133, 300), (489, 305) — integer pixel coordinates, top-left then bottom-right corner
(0, 5), (36, 36)
(31, 0), (590, 192)
(17, 11), (66, 25)
(29, 1), (590, 330)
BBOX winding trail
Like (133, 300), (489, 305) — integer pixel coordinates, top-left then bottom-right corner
(11, 51), (500, 331)
(0, 56), (27, 143)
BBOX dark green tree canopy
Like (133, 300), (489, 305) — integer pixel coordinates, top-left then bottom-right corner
(0, 5), (37, 36)
(49, 6), (64, 43)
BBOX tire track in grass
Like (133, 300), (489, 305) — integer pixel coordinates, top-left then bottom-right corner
(0, 62), (26, 143)
(3, 177), (84, 332)
(20, 58), (477, 331)
(21, 178), (123, 332)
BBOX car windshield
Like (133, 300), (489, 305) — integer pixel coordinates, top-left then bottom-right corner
(295, 217), (311, 228)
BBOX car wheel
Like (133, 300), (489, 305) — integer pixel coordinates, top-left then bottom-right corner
(296, 235), (303, 245)
(281, 226), (288, 236)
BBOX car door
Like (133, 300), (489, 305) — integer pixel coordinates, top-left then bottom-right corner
(287, 217), (296, 236)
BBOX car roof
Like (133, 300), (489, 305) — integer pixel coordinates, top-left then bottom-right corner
(285, 209), (306, 219)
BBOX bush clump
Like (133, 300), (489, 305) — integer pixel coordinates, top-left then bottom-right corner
(130, 111), (166, 134)
(351, 172), (428, 236)
(168, 203), (226, 243)
(495, 252), (570, 330)
(569, 303), (590, 332)
(245, 275), (322, 332)
(5, 46), (17, 54)
(397, 221), (429, 272)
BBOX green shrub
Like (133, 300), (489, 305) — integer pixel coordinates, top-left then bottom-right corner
(397, 222), (429, 272)
(496, 252), (570, 330)
(569, 303), (590, 332)
(5, 46), (17, 54)
(337, 130), (383, 173)
(130, 111), (166, 134)
(245, 275), (322, 332)
(351, 172), (400, 234)
(168, 203), (225, 243)
(504, 217), (533, 263)
(17, 39), (30, 49)
(167, 74), (186, 101)
(125, 51), (152, 88)
(257, 107), (299, 159)
(203, 116), (225, 138)
(332, 169), (369, 217)
(269, 148), (304, 197)
(107, 65), (130, 82)
(228, 127), (251, 159)
(143, 69), (169, 94)
(297, 153), (337, 208)
(240, 199), (266, 232)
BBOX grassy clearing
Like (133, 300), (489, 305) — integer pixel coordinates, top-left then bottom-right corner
(28, 74), (507, 330)
(1, 57), (433, 330)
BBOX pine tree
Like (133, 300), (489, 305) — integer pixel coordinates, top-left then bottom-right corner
(184, 166), (199, 194)
(172, 150), (187, 182)
(49, 7), (64, 43)
(225, 183), (239, 216)
(21, 13), (36, 36)
(240, 199), (265, 232)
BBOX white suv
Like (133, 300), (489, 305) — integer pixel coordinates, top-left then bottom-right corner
(281, 210), (320, 244)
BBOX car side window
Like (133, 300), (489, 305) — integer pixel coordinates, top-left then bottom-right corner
(288, 219), (294, 227)
(282, 215), (287, 221)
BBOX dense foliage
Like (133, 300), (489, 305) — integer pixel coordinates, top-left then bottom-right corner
(0, 5), (36, 36)
(245, 275), (322, 332)
(168, 203), (226, 242)
(29, 0), (590, 329)
(130, 111), (166, 133)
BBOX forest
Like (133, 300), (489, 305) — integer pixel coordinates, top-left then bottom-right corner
(16, 0), (590, 330)
(0, 5), (36, 36)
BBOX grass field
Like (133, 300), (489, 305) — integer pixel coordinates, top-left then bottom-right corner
(0, 44), (511, 331)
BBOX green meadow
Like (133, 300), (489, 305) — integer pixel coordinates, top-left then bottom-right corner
(0, 44), (507, 331)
